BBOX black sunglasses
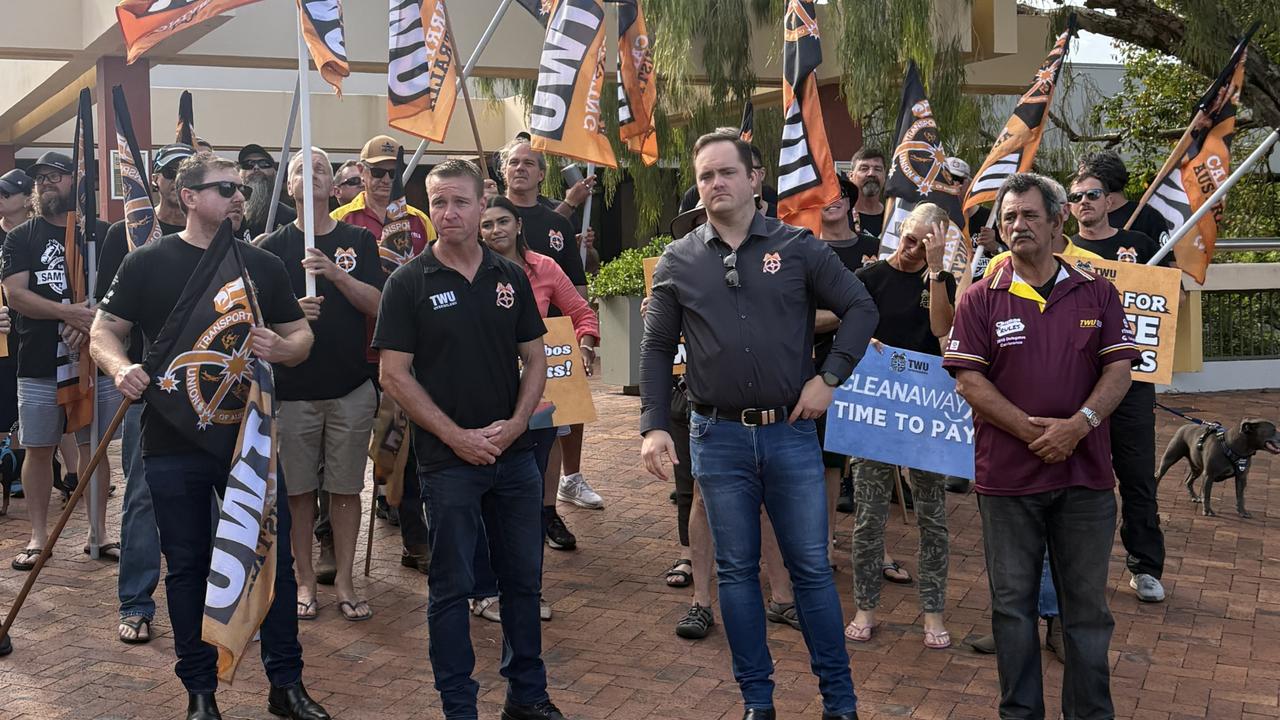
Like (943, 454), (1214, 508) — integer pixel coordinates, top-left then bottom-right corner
(338, 176), (364, 187)
(158, 166), (179, 180)
(240, 158), (275, 171)
(723, 251), (739, 288)
(366, 166), (394, 180)
(1067, 188), (1106, 203)
(188, 181), (252, 199)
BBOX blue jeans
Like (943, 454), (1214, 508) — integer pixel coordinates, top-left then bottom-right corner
(144, 451), (304, 694)
(978, 487), (1116, 720)
(471, 428), (557, 600)
(118, 403), (160, 621)
(421, 450), (548, 719)
(689, 412), (857, 715)
(1039, 549), (1058, 618)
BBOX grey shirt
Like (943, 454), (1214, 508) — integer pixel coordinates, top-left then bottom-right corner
(640, 213), (879, 435)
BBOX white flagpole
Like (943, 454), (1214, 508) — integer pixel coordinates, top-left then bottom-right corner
(402, 0), (516, 185)
(265, 77), (302, 237)
(1147, 128), (1279, 267)
(297, 15), (316, 298)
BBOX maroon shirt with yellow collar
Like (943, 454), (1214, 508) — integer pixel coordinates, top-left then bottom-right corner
(943, 258), (1138, 496)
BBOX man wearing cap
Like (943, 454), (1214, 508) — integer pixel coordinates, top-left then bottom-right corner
(0, 169), (34, 233)
(239, 144), (297, 240)
(95, 142), (194, 644)
(1, 151), (120, 573)
(946, 156), (1005, 280)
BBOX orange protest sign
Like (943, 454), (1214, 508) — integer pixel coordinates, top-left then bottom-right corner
(642, 257), (686, 375)
(1068, 257), (1182, 385)
(530, 316), (597, 429)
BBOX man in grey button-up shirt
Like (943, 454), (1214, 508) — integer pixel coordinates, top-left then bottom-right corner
(639, 132), (877, 720)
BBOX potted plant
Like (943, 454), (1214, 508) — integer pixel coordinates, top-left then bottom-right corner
(589, 235), (671, 390)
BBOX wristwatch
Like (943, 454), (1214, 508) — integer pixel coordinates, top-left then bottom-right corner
(929, 270), (950, 283)
(821, 371), (842, 388)
(1079, 406), (1101, 428)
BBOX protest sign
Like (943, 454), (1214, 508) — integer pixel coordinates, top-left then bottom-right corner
(642, 256), (686, 375)
(1067, 257), (1182, 384)
(823, 344), (974, 480)
(530, 316), (597, 429)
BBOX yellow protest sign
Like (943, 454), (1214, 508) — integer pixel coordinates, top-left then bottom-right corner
(1068, 257), (1182, 385)
(530, 316), (597, 429)
(642, 256), (686, 375)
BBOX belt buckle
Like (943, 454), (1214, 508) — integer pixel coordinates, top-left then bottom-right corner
(740, 409), (759, 427)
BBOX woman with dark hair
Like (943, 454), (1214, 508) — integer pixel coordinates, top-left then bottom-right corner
(466, 195), (600, 623)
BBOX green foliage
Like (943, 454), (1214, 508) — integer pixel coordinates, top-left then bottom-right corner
(588, 235), (673, 299)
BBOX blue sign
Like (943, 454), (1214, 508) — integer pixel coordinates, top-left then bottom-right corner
(823, 344), (974, 480)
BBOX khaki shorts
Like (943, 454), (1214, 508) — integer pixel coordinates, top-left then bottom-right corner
(278, 379), (377, 496)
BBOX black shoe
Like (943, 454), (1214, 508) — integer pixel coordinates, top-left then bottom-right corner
(1044, 616), (1065, 664)
(966, 633), (996, 654)
(186, 693), (222, 720)
(544, 510), (577, 550)
(401, 545), (430, 574)
(742, 709), (775, 720)
(675, 603), (714, 639)
(944, 475), (971, 494)
(501, 699), (567, 720)
(0, 632), (12, 657)
(836, 476), (854, 514)
(822, 713), (859, 720)
(267, 683), (330, 720)
(669, 489), (677, 504)
(387, 506), (400, 526)
(766, 601), (801, 630)
(375, 496), (391, 520)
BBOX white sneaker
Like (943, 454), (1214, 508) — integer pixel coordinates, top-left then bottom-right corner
(1129, 574), (1165, 603)
(540, 597), (552, 621)
(557, 473), (604, 509)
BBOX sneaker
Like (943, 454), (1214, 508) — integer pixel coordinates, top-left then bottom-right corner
(470, 596), (501, 623)
(544, 510), (577, 550)
(9, 480), (22, 499)
(1130, 573), (1166, 603)
(540, 597), (552, 621)
(557, 472), (604, 509)
(836, 475), (853, 514)
(375, 495), (391, 520)
(501, 699), (566, 720)
(675, 603), (715, 639)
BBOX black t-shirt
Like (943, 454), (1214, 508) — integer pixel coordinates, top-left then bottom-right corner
(97, 218), (186, 364)
(1071, 229), (1168, 266)
(0, 216), (111, 378)
(855, 260), (957, 356)
(245, 202), (298, 241)
(513, 201), (587, 288)
(1109, 201), (1169, 246)
(99, 234), (304, 456)
(258, 222), (385, 401)
(814, 234), (881, 368)
(372, 244), (547, 473)
(858, 210), (885, 239)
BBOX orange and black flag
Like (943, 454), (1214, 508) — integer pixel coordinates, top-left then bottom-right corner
(57, 89), (97, 434)
(297, 0), (350, 95)
(117, 0), (263, 64)
(964, 16), (1075, 214)
(1127, 22), (1257, 283)
(776, 0), (839, 236)
(529, 0), (617, 168)
(177, 90), (197, 147)
(112, 86), (162, 252)
(616, 0), (658, 165)
(739, 100), (754, 143)
(388, 0), (460, 144)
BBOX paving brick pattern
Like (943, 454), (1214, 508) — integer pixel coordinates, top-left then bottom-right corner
(0, 386), (1277, 719)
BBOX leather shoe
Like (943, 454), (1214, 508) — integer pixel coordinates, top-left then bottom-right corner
(822, 713), (859, 720)
(186, 693), (222, 720)
(267, 683), (330, 720)
(743, 710), (776, 720)
(501, 699), (567, 719)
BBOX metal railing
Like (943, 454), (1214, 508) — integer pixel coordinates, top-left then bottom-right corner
(1217, 237), (1280, 252)
(1201, 288), (1280, 360)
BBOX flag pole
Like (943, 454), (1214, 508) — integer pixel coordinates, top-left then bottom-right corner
(296, 15), (316, 298)
(0, 399), (133, 654)
(86, 238), (102, 557)
(443, 7), (488, 176)
(953, 210), (998, 298)
(265, 78), (302, 237)
(363, 490), (377, 577)
(402, 0), (515, 185)
(1147, 128), (1279, 267)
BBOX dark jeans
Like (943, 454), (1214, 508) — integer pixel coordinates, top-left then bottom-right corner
(421, 450), (548, 719)
(978, 487), (1117, 720)
(670, 387), (695, 547)
(399, 447), (429, 548)
(1112, 382), (1164, 578)
(118, 403), (160, 621)
(472, 428), (557, 599)
(144, 451), (303, 694)
(689, 411), (857, 715)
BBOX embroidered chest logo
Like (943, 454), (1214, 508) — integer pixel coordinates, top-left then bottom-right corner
(995, 318), (1025, 337)
(430, 291), (457, 310)
(548, 229), (565, 252)
(334, 247), (357, 273)
(495, 282), (515, 309)
(762, 252), (782, 274)
(1115, 246), (1138, 263)
(157, 278), (255, 430)
(35, 239), (67, 295)
(1079, 318), (1101, 329)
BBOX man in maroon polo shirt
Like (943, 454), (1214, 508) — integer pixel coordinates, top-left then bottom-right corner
(943, 172), (1137, 720)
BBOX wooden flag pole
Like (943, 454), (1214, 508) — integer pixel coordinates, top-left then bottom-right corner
(403, 0), (515, 184)
(264, 77), (302, 237)
(363, 488), (378, 577)
(443, 8), (488, 176)
(0, 399), (133, 654)
(296, 14), (316, 298)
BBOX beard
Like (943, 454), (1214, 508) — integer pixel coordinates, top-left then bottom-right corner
(37, 188), (72, 218)
(859, 179), (882, 199)
(241, 174), (276, 229)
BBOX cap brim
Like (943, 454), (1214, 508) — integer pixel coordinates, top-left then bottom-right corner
(670, 206), (707, 239)
(29, 162), (71, 175)
(362, 155), (396, 165)
(0, 180), (21, 195)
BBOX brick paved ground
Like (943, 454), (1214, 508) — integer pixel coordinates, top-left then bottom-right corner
(0, 385), (1277, 719)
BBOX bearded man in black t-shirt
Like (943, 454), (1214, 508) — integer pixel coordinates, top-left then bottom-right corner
(90, 152), (329, 720)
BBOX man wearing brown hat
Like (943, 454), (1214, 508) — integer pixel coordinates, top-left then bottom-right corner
(239, 143), (297, 239)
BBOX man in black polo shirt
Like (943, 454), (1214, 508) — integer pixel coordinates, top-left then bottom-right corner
(1067, 169), (1169, 603)
(374, 159), (564, 720)
(640, 132), (878, 720)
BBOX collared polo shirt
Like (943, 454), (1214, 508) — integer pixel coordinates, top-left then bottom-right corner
(943, 258), (1138, 496)
(372, 243), (547, 472)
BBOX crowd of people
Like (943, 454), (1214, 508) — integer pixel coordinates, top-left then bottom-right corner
(0, 123), (1174, 720)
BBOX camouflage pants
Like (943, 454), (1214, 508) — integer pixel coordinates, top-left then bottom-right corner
(851, 460), (949, 613)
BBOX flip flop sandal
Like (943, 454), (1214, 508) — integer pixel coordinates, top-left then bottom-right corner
(85, 543), (121, 562)
(665, 558), (693, 588)
(11, 548), (41, 571)
(844, 620), (877, 643)
(296, 599), (318, 621)
(119, 616), (152, 645)
(882, 560), (914, 584)
(924, 629), (952, 649)
(339, 600), (373, 622)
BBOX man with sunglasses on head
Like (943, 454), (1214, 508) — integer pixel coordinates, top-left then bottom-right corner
(90, 152), (327, 720)
(1, 151), (120, 575)
(640, 131), (878, 720)
(95, 142), (194, 645)
(238, 144), (297, 240)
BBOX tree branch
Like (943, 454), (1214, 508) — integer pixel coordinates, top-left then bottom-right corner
(1049, 109), (1123, 146)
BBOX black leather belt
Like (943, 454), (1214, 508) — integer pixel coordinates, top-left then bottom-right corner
(691, 402), (789, 426)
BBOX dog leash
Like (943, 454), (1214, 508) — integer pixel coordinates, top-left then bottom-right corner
(1155, 402), (1214, 426)
(1157, 403), (1251, 472)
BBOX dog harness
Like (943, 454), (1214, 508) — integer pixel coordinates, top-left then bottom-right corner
(1196, 423), (1252, 474)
